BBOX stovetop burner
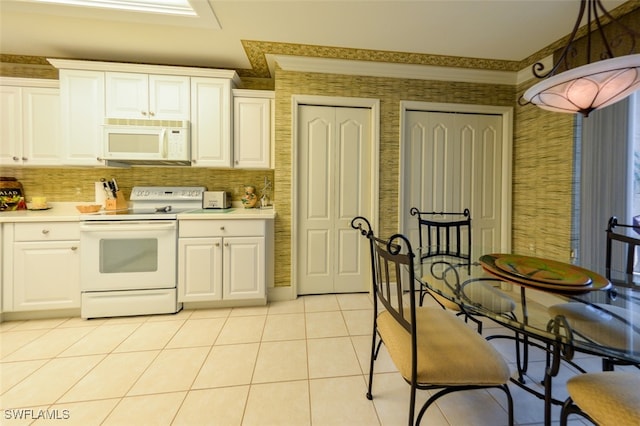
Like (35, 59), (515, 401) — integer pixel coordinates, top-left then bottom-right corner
(81, 186), (206, 221)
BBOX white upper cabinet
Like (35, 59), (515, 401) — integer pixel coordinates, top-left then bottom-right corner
(106, 72), (190, 120)
(190, 77), (233, 168)
(0, 78), (62, 166)
(59, 69), (105, 166)
(233, 90), (274, 169)
(22, 87), (62, 166)
(0, 85), (21, 165)
(48, 58), (240, 168)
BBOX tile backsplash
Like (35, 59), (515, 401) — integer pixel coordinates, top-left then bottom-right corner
(1, 166), (275, 204)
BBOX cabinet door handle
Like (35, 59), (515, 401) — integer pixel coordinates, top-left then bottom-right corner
(224, 242), (229, 247)
(141, 111), (147, 116)
(22, 157), (28, 161)
(220, 226), (225, 231)
(97, 157), (103, 161)
(149, 111), (155, 117)
(41, 229), (50, 235)
(12, 156), (19, 161)
(71, 246), (78, 251)
(215, 242), (220, 247)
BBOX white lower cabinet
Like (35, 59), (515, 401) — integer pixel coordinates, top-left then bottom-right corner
(178, 220), (267, 304)
(179, 238), (223, 301)
(223, 236), (265, 299)
(3, 222), (81, 312)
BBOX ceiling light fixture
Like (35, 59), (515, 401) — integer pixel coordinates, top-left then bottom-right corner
(521, 0), (640, 117)
(27, 0), (197, 16)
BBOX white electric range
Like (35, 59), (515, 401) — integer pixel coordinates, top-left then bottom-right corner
(79, 186), (206, 319)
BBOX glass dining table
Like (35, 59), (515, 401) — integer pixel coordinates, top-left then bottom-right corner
(414, 249), (640, 426)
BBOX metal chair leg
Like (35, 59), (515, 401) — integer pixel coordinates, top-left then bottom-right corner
(366, 329), (380, 400)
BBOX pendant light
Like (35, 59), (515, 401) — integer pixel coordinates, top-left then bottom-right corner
(521, 0), (640, 117)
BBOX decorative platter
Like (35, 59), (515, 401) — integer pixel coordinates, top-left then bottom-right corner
(479, 254), (611, 293)
(494, 255), (592, 286)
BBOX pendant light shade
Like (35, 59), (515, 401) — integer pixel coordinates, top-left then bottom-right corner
(524, 55), (640, 116)
(521, 0), (640, 117)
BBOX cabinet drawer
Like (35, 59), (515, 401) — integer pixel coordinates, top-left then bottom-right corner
(14, 222), (80, 241)
(179, 219), (265, 237)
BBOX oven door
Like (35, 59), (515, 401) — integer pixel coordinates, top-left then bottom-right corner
(80, 220), (177, 291)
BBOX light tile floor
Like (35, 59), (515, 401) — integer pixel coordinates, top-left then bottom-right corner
(0, 293), (628, 425)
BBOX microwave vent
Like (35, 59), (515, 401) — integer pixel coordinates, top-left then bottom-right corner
(104, 118), (189, 128)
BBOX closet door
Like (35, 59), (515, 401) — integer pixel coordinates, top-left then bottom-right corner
(297, 105), (372, 294)
(403, 110), (504, 255)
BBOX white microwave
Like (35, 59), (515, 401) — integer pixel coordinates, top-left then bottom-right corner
(103, 120), (190, 165)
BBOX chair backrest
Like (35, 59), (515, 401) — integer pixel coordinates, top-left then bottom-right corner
(351, 216), (416, 334)
(605, 216), (640, 278)
(409, 208), (471, 272)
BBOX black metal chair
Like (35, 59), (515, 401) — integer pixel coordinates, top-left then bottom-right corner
(351, 216), (513, 426)
(410, 208), (471, 272)
(409, 208), (530, 382)
(605, 216), (640, 278)
(409, 208), (516, 332)
(556, 220), (640, 426)
(548, 216), (640, 371)
(409, 208), (473, 309)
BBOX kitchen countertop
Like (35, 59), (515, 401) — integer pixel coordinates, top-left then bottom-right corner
(0, 203), (277, 223)
(177, 207), (276, 220)
(0, 203), (83, 223)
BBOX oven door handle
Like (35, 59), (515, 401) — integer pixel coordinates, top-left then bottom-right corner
(80, 222), (176, 232)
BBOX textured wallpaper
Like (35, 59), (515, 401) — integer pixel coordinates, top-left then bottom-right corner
(4, 28), (610, 288)
(2, 166), (275, 207)
(272, 67), (576, 288)
(0, 66), (577, 290)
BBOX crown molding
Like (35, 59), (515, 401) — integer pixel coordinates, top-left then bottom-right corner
(268, 54), (551, 86)
(47, 58), (241, 85)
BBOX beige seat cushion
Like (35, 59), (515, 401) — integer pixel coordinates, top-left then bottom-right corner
(549, 303), (640, 352)
(377, 306), (511, 385)
(460, 280), (516, 314)
(424, 287), (461, 310)
(567, 371), (640, 426)
(424, 277), (515, 314)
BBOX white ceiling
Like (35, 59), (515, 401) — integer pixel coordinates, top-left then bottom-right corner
(0, 0), (631, 76)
